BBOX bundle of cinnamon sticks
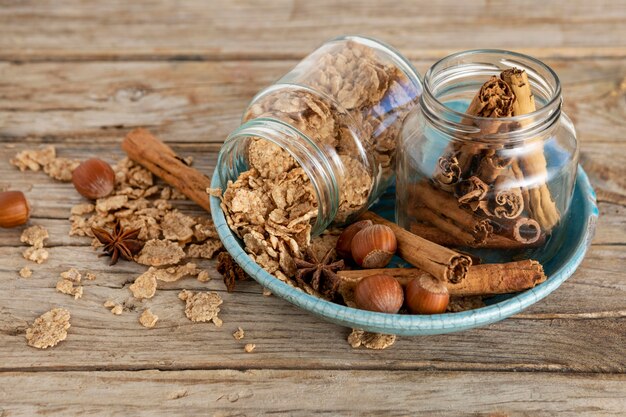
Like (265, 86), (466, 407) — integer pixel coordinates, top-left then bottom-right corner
(409, 68), (559, 250)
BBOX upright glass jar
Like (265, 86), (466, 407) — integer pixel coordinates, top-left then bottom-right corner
(218, 36), (422, 237)
(397, 50), (578, 263)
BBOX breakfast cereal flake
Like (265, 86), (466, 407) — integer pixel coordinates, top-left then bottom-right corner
(135, 239), (185, 266)
(139, 309), (158, 328)
(232, 327), (245, 340)
(129, 269), (158, 299)
(178, 289), (223, 325)
(25, 308), (71, 349)
(23, 247), (49, 264)
(348, 329), (396, 350)
(19, 266), (32, 278)
(20, 225), (49, 248)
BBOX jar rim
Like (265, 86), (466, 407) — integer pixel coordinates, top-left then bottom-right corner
(218, 117), (340, 236)
(422, 49), (562, 126)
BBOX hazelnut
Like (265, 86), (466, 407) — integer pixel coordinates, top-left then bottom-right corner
(354, 274), (404, 314)
(72, 158), (115, 200)
(350, 224), (397, 268)
(335, 219), (373, 260)
(405, 274), (449, 315)
(0, 191), (31, 228)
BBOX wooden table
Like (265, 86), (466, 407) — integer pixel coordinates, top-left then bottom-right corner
(1, 1), (625, 415)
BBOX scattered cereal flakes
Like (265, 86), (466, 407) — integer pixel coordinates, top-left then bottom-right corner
(25, 308), (71, 349)
(213, 316), (223, 327)
(71, 203), (95, 216)
(111, 305), (123, 315)
(348, 329), (396, 350)
(244, 343), (256, 353)
(152, 262), (199, 282)
(60, 268), (82, 283)
(161, 210), (195, 242)
(85, 272), (96, 281)
(96, 195), (128, 213)
(186, 240), (223, 260)
(262, 288), (272, 297)
(216, 252), (248, 293)
(178, 289), (223, 325)
(43, 157), (80, 182)
(233, 327), (245, 340)
(23, 247), (49, 264)
(135, 239), (185, 266)
(129, 269), (158, 299)
(139, 309), (158, 328)
(103, 300), (117, 308)
(447, 296), (485, 312)
(206, 187), (222, 197)
(20, 225), (49, 248)
(11, 146), (56, 172)
(193, 217), (219, 241)
(19, 266), (32, 278)
(56, 279), (83, 299)
(197, 270), (211, 282)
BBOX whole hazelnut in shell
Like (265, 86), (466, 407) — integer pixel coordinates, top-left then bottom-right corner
(0, 191), (30, 228)
(354, 274), (404, 314)
(351, 224), (397, 268)
(335, 219), (373, 260)
(72, 158), (115, 200)
(405, 274), (450, 315)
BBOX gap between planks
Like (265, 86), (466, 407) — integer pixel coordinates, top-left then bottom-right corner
(1, 360), (625, 375)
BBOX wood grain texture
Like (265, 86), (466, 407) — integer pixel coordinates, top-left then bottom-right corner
(0, 0), (625, 61)
(0, 59), (624, 143)
(1, 370), (625, 417)
(1, 0), (626, 413)
(0, 243), (624, 373)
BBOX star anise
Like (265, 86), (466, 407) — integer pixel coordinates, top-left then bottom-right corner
(91, 221), (144, 265)
(294, 248), (345, 299)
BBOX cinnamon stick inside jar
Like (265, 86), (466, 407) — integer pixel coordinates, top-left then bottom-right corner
(337, 259), (547, 301)
(358, 211), (471, 284)
(500, 68), (560, 231)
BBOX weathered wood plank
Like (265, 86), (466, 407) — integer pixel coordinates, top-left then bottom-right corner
(0, 244), (624, 373)
(1, 369), (625, 417)
(0, 0), (625, 61)
(0, 59), (625, 145)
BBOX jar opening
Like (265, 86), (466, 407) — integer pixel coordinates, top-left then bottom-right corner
(217, 118), (340, 236)
(420, 49), (562, 142)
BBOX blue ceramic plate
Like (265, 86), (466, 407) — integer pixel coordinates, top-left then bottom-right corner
(210, 166), (598, 336)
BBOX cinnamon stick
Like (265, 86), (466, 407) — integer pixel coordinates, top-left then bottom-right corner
(409, 218), (545, 249)
(337, 260), (547, 299)
(358, 211), (471, 284)
(500, 69), (560, 231)
(412, 181), (493, 244)
(491, 175), (524, 219)
(121, 128), (212, 212)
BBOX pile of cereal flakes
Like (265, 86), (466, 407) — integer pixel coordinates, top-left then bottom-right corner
(12, 147), (246, 349)
(14, 142), (397, 351)
(221, 41), (416, 289)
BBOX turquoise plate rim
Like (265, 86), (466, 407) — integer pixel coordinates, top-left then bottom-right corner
(210, 165), (598, 336)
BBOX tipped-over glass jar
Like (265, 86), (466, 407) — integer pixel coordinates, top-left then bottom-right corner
(397, 50), (578, 263)
(217, 36), (422, 241)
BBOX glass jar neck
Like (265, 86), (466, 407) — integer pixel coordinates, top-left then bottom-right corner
(419, 49), (562, 143)
(217, 118), (340, 236)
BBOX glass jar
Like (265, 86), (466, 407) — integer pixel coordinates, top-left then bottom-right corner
(217, 36), (422, 237)
(397, 50), (578, 263)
